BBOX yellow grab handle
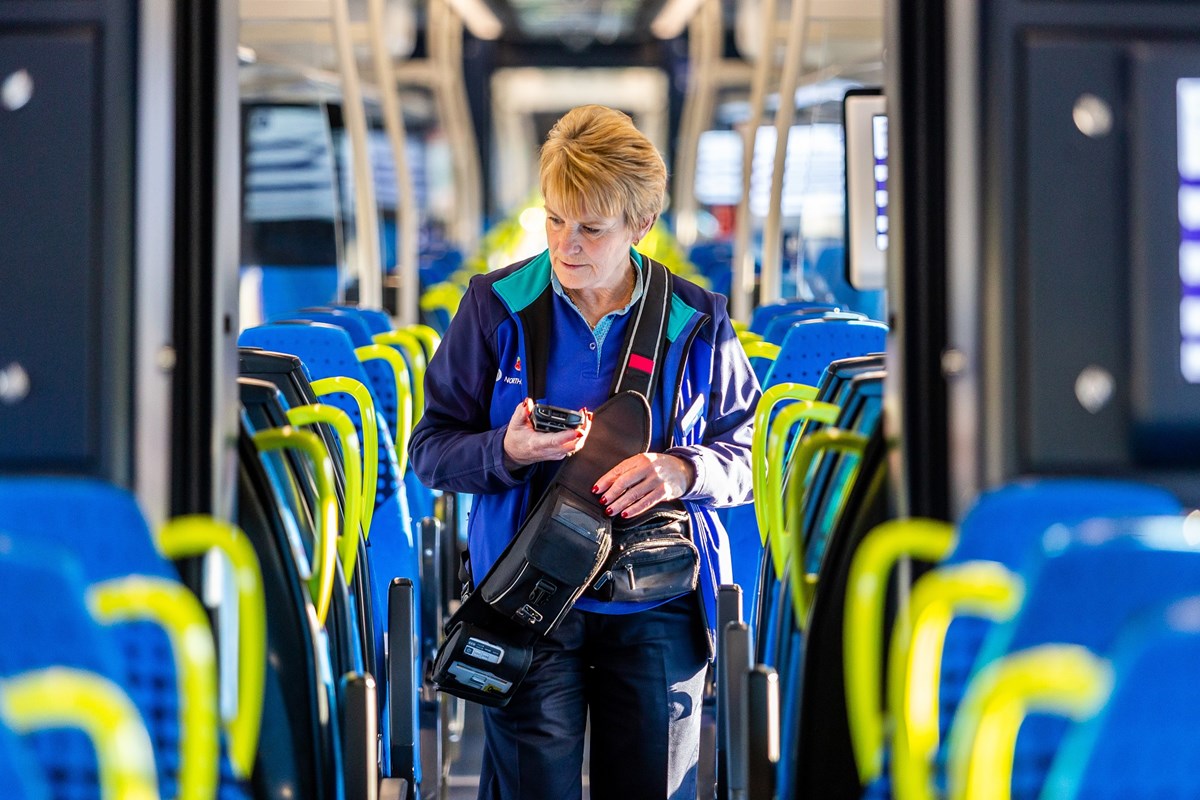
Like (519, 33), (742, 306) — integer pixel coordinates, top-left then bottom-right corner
(89, 576), (219, 797)
(355, 344), (413, 475)
(946, 645), (1111, 800)
(403, 323), (441, 360)
(764, 400), (841, 570)
(157, 515), (267, 781)
(253, 427), (339, 626)
(288, 404), (364, 579)
(889, 562), (1024, 800)
(1, 667), (159, 800)
(785, 427), (868, 624)
(843, 519), (955, 785)
(752, 384), (820, 543)
(312, 376), (378, 539)
(374, 329), (426, 427)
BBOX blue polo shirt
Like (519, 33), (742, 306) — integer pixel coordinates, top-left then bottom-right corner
(543, 259), (662, 446)
(543, 259), (675, 615)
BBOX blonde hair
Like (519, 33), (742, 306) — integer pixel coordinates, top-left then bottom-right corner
(539, 105), (667, 231)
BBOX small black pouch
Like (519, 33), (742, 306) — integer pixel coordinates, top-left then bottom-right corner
(432, 595), (535, 707)
(588, 504), (699, 603)
(480, 487), (612, 636)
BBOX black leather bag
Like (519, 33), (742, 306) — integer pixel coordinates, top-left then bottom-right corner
(480, 486), (611, 636)
(588, 504), (699, 603)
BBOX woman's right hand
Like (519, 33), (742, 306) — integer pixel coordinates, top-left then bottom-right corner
(502, 398), (591, 469)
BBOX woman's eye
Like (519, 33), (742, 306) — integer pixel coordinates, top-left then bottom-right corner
(582, 226), (600, 236)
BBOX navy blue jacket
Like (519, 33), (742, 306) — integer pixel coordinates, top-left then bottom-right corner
(410, 248), (760, 654)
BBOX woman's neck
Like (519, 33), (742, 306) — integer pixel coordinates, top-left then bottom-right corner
(565, 266), (635, 328)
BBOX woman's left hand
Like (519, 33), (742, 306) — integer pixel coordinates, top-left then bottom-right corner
(592, 453), (696, 519)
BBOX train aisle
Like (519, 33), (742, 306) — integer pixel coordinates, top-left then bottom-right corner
(448, 704), (595, 798)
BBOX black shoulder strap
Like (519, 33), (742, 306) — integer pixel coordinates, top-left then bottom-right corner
(519, 256), (673, 405)
(608, 256), (671, 403)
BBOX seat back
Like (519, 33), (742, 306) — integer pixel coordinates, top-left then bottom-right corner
(0, 543), (145, 800)
(0, 477), (231, 800)
(959, 516), (1200, 800)
(765, 318), (887, 388)
(0, 720), (49, 800)
(1044, 596), (1200, 800)
(749, 300), (841, 335)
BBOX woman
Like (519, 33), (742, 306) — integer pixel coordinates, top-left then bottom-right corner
(410, 105), (759, 799)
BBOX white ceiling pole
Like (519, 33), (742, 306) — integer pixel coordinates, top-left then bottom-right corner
(672, 0), (721, 250)
(366, 0), (420, 325)
(759, 0), (810, 306)
(429, 0), (483, 257)
(328, 0), (383, 308)
(730, 0), (780, 322)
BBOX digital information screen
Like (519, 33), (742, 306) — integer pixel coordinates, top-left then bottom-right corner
(844, 90), (887, 290)
(1179, 78), (1200, 383)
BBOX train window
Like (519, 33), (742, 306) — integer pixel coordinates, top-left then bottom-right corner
(240, 101), (345, 325)
(843, 89), (887, 291)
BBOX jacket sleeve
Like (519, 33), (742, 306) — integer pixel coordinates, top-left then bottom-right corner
(408, 279), (529, 495)
(667, 301), (761, 508)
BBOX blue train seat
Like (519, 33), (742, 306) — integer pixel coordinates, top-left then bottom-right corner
(1042, 595), (1200, 800)
(0, 477), (248, 800)
(235, 385), (343, 800)
(749, 300), (841, 336)
(0, 543), (157, 800)
(765, 317), (888, 388)
(950, 515), (1200, 800)
(0, 720), (48, 800)
(239, 322), (422, 782)
(732, 320), (888, 645)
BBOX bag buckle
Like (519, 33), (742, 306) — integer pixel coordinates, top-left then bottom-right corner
(529, 578), (557, 606)
(515, 604), (544, 626)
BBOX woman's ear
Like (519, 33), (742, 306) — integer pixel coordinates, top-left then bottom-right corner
(633, 215), (657, 244)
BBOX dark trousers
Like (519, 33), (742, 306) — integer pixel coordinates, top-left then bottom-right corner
(477, 594), (709, 800)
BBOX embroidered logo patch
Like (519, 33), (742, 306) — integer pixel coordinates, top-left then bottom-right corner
(514, 357), (521, 372)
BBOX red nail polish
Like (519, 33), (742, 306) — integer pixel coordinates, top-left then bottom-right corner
(576, 430), (584, 438)
(592, 485), (600, 494)
(600, 496), (608, 505)
(605, 507), (614, 516)
(620, 510), (629, 519)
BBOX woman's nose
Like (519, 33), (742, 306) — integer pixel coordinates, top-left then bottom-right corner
(561, 228), (583, 250)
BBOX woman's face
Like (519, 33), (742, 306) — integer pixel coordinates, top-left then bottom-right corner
(545, 203), (643, 294)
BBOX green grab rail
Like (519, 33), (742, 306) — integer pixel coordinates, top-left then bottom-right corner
(752, 383), (820, 543)
(89, 576), (219, 797)
(843, 519), (956, 786)
(355, 344), (413, 475)
(312, 376), (378, 540)
(287, 404), (364, 580)
(784, 427), (869, 624)
(374, 329), (426, 427)
(889, 562), (1024, 799)
(420, 282), (464, 319)
(764, 400), (841, 573)
(252, 427), (339, 626)
(157, 515), (267, 781)
(742, 340), (780, 364)
(1, 666), (160, 800)
(403, 323), (442, 361)
(737, 330), (765, 346)
(946, 645), (1111, 800)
